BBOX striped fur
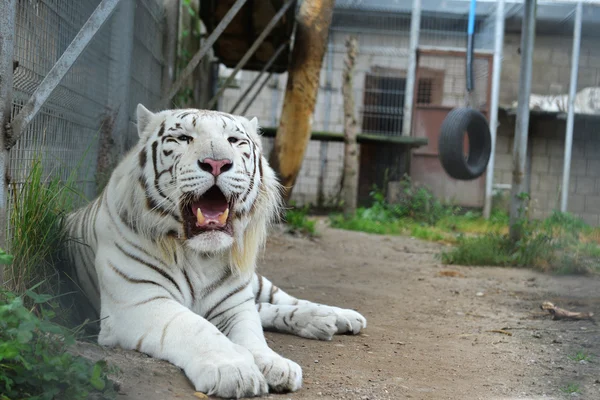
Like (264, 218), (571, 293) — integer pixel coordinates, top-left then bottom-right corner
(511, 87), (600, 115)
(64, 105), (366, 398)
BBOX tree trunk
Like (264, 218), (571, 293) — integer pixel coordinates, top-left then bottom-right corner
(269, 0), (335, 202)
(342, 36), (359, 217)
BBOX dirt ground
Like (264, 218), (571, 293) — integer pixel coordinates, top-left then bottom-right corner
(76, 221), (600, 400)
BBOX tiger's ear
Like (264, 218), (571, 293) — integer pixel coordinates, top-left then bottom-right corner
(136, 104), (154, 137)
(249, 116), (259, 132)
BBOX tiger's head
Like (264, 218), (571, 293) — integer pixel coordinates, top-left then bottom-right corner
(132, 104), (281, 271)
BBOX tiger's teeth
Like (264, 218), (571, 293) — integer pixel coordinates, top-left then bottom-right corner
(218, 208), (229, 225)
(196, 209), (206, 225)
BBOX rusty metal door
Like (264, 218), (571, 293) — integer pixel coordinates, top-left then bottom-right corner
(410, 49), (492, 208)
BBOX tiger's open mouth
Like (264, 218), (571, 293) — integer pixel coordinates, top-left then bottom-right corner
(182, 186), (233, 238)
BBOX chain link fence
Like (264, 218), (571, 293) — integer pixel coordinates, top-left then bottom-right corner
(6, 0), (165, 209)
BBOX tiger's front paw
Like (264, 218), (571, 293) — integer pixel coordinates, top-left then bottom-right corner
(186, 345), (268, 398)
(254, 351), (302, 393)
(330, 306), (367, 336)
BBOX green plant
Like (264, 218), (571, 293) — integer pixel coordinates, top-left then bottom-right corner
(0, 286), (115, 400)
(440, 233), (513, 266)
(568, 351), (592, 362)
(5, 158), (83, 297)
(441, 211), (600, 274)
(560, 383), (581, 394)
(284, 205), (317, 236)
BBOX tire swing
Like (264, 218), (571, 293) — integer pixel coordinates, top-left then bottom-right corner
(438, 107), (491, 180)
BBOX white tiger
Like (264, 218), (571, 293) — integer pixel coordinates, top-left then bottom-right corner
(512, 86), (600, 115)
(63, 105), (366, 398)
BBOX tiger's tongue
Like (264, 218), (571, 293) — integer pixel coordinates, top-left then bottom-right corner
(192, 200), (229, 227)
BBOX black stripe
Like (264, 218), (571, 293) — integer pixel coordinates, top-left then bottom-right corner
(207, 295), (254, 323)
(115, 243), (182, 296)
(214, 312), (238, 332)
(205, 280), (251, 320)
(133, 296), (170, 306)
(139, 149), (147, 168)
(157, 121), (165, 136)
(136, 333), (147, 351)
(108, 260), (171, 290)
(183, 268), (195, 302)
(289, 307), (298, 321)
(80, 246), (100, 297)
(200, 268), (233, 299)
(240, 148), (259, 203)
(268, 285), (279, 304)
(255, 274), (264, 302)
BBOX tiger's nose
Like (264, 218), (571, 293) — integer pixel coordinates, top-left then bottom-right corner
(198, 158), (233, 177)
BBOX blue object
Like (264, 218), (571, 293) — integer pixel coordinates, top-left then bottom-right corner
(466, 0), (476, 92)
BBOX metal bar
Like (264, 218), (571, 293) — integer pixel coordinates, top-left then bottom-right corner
(229, 42), (287, 114)
(483, 0), (506, 220)
(401, 0), (421, 136)
(241, 72), (274, 115)
(108, 0), (136, 156)
(0, 0), (17, 264)
(560, 1), (582, 213)
(509, 0), (536, 241)
(161, 0), (247, 107)
(161, 0), (180, 94)
(8, 0), (121, 149)
(207, 0), (295, 110)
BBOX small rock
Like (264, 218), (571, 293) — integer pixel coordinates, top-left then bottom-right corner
(314, 360), (319, 363)
(476, 292), (485, 297)
(532, 332), (542, 339)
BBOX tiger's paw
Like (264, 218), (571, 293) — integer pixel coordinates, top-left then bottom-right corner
(291, 305), (366, 340)
(289, 306), (339, 340)
(186, 345), (268, 398)
(254, 351), (302, 393)
(329, 306), (367, 336)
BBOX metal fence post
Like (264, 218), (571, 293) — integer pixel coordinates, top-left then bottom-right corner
(509, 0), (537, 241)
(483, 0), (505, 219)
(108, 0), (136, 156)
(0, 0), (17, 279)
(560, 1), (583, 213)
(402, 0), (421, 137)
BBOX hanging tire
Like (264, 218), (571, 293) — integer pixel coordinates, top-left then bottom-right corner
(438, 107), (492, 181)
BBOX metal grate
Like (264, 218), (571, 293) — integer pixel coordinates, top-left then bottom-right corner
(8, 0), (165, 206)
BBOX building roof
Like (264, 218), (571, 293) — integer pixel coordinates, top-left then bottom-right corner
(333, 0), (600, 37)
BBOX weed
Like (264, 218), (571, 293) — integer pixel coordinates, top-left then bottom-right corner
(5, 158), (83, 297)
(0, 284), (116, 399)
(284, 205), (317, 237)
(568, 351), (592, 362)
(560, 383), (581, 394)
(441, 211), (600, 273)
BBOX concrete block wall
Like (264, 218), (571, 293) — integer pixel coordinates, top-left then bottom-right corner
(494, 115), (600, 226)
(219, 28), (600, 218)
(499, 33), (600, 106)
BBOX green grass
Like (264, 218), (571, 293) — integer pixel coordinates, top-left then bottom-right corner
(5, 158), (83, 297)
(568, 351), (592, 362)
(560, 383), (581, 395)
(328, 182), (600, 274)
(284, 205), (317, 237)
(441, 212), (600, 274)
